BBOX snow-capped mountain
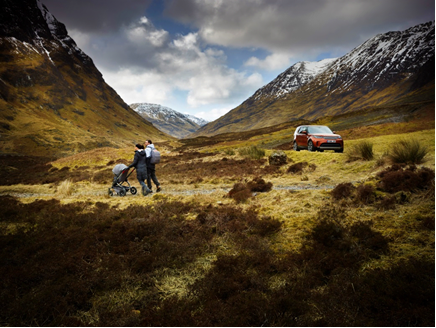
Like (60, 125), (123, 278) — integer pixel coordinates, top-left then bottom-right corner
(254, 58), (338, 100)
(130, 103), (208, 139)
(192, 21), (434, 137)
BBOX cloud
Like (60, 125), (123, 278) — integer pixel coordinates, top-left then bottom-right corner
(195, 106), (234, 121)
(166, 0), (435, 56)
(43, 0), (152, 33)
(93, 21), (263, 109)
(244, 52), (292, 70)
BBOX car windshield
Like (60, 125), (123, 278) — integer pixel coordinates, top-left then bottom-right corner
(307, 126), (333, 134)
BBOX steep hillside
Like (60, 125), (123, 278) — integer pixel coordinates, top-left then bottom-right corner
(0, 0), (171, 157)
(131, 103), (208, 139)
(192, 21), (435, 137)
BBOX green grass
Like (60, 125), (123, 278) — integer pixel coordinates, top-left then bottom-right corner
(238, 145), (266, 159)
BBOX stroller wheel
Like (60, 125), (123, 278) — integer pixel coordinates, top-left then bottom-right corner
(119, 188), (127, 197)
(130, 187), (137, 195)
(108, 188), (114, 197)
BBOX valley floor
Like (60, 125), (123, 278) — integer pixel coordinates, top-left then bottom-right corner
(0, 128), (434, 326)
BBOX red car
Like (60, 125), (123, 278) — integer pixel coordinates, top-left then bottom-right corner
(293, 125), (343, 152)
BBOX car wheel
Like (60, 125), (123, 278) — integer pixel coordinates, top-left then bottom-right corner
(293, 141), (300, 151)
(308, 140), (315, 152)
(335, 149), (343, 153)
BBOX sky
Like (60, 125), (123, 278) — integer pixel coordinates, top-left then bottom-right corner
(42, 0), (434, 121)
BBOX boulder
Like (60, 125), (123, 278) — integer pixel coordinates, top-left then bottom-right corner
(269, 151), (288, 166)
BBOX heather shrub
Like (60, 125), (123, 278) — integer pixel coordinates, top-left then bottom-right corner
(377, 165), (435, 193)
(228, 177), (273, 203)
(227, 184), (253, 203)
(287, 161), (308, 174)
(331, 182), (355, 200)
(388, 139), (428, 164)
(356, 183), (376, 204)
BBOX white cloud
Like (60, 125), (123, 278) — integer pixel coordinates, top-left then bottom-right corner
(94, 20), (264, 111)
(126, 17), (169, 47)
(195, 106), (233, 121)
(102, 68), (173, 105)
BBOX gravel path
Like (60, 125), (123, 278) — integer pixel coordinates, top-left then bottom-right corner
(1, 184), (335, 199)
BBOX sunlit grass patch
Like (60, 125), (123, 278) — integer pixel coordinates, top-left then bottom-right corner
(56, 179), (75, 197)
(238, 145), (265, 159)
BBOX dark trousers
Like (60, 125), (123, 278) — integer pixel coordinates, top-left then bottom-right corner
(137, 171), (151, 192)
(147, 167), (160, 189)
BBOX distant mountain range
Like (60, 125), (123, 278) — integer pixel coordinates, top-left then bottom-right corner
(192, 21), (435, 137)
(130, 103), (208, 139)
(0, 0), (170, 157)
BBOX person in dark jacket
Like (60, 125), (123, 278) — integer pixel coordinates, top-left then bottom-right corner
(145, 140), (162, 192)
(128, 144), (152, 196)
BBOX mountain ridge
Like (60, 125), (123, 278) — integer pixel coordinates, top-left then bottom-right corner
(130, 103), (208, 139)
(0, 0), (171, 157)
(191, 21), (434, 137)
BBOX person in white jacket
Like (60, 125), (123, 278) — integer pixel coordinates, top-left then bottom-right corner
(145, 140), (162, 192)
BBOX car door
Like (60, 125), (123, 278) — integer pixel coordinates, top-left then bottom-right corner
(296, 126), (308, 148)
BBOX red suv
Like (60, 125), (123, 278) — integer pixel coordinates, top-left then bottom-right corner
(293, 125), (343, 152)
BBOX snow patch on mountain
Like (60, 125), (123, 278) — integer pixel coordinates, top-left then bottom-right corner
(254, 57), (338, 100)
(131, 103), (209, 127)
(252, 21), (434, 102)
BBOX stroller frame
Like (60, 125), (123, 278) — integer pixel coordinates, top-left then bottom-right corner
(108, 165), (137, 197)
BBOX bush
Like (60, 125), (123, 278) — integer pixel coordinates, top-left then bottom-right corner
(238, 146), (265, 160)
(347, 140), (374, 161)
(331, 182), (355, 200)
(228, 177), (273, 203)
(377, 165), (435, 193)
(287, 162), (308, 174)
(356, 183), (375, 204)
(388, 139), (428, 164)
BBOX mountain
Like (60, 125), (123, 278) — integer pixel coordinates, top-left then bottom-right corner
(131, 103), (208, 139)
(0, 0), (171, 157)
(192, 21), (435, 137)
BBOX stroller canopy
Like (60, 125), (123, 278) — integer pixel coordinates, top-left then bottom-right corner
(112, 164), (128, 175)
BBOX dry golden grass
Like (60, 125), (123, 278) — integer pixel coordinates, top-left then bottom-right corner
(1, 126), (434, 326)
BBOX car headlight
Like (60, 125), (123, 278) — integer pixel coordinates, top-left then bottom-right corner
(312, 135), (323, 139)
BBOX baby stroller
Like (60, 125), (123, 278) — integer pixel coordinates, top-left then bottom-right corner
(108, 164), (137, 197)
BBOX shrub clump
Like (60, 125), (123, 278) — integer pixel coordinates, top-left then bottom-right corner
(228, 177), (273, 203)
(287, 161), (308, 174)
(377, 165), (435, 193)
(388, 139), (428, 164)
(347, 140), (374, 161)
(331, 182), (356, 200)
(238, 145), (265, 160)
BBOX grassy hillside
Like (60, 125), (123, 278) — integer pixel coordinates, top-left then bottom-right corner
(0, 34), (172, 158)
(0, 120), (434, 326)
